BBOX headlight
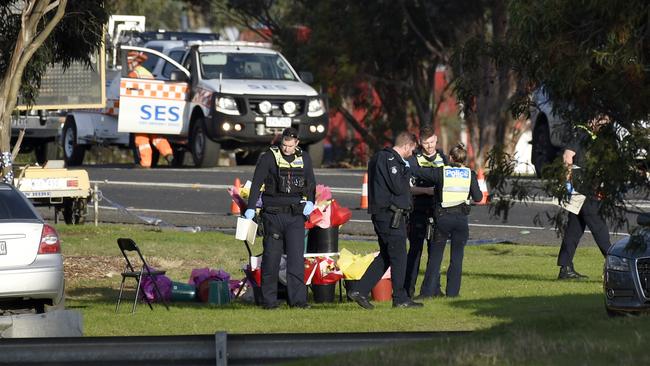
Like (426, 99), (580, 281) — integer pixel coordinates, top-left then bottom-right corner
(307, 98), (324, 117)
(283, 101), (297, 115)
(258, 100), (272, 114)
(215, 96), (239, 115)
(606, 255), (630, 272)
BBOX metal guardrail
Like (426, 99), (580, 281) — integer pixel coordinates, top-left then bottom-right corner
(0, 331), (468, 365)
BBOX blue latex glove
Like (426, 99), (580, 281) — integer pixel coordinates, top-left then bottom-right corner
(244, 209), (255, 220)
(565, 182), (574, 198)
(302, 201), (315, 216)
(402, 158), (410, 168)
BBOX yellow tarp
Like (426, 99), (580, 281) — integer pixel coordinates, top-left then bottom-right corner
(337, 248), (377, 280)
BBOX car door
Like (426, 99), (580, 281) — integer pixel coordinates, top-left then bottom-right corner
(117, 46), (190, 135)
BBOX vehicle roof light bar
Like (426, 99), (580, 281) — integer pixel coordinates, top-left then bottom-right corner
(187, 40), (273, 48)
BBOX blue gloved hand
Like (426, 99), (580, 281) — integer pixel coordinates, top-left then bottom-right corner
(244, 209), (255, 220)
(402, 158), (410, 168)
(302, 201), (315, 216)
(565, 182), (574, 198)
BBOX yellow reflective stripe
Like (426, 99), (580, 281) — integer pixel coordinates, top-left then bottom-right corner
(269, 146), (304, 168)
(416, 153), (444, 168)
(441, 166), (471, 208)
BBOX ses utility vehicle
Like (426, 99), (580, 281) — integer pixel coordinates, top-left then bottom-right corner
(63, 40), (328, 167)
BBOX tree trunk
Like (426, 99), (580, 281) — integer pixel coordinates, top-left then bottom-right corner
(0, 0), (68, 182)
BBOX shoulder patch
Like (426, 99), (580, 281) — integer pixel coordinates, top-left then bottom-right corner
(388, 156), (395, 160)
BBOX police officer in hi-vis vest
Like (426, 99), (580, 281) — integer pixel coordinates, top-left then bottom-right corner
(244, 127), (316, 309)
(411, 143), (482, 297)
(404, 125), (448, 298)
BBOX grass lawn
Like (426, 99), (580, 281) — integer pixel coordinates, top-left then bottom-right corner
(57, 224), (650, 365)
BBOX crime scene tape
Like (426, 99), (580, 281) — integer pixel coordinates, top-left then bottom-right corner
(95, 193), (201, 233)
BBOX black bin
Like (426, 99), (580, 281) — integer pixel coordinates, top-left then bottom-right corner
(307, 226), (339, 253)
(307, 226), (340, 303)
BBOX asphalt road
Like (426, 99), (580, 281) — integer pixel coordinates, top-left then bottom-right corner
(38, 163), (647, 247)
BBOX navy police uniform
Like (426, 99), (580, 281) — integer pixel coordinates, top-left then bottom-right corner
(412, 164), (482, 297)
(354, 148), (413, 305)
(247, 144), (316, 308)
(557, 126), (611, 269)
(404, 149), (448, 297)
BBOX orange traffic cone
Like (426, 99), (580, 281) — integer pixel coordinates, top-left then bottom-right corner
(360, 173), (368, 210)
(231, 178), (241, 215)
(477, 169), (488, 205)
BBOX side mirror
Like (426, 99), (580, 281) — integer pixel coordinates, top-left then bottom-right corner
(299, 71), (313, 84)
(170, 70), (188, 82)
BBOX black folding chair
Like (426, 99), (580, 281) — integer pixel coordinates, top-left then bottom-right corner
(115, 238), (170, 313)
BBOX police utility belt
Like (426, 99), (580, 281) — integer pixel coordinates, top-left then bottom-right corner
(263, 203), (305, 216)
(436, 203), (471, 216)
(386, 204), (411, 229)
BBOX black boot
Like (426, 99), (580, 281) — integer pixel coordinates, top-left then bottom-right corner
(558, 265), (588, 280)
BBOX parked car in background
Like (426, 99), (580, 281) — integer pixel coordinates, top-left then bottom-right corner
(0, 183), (64, 313)
(604, 213), (650, 316)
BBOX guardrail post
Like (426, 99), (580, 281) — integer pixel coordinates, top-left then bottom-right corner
(215, 331), (227, 366)
(93, 183), (99, 227)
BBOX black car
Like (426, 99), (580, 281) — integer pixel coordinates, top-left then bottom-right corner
(604, 213), (650, 316)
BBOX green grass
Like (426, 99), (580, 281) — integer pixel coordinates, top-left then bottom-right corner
(56, 224), (650, 365)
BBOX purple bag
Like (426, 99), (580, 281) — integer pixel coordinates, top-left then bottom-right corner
(139, 266), (172, 302)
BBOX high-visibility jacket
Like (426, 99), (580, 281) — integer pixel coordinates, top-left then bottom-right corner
(416, 153), (445, 168)
(264, 145), (306, 196)
(441, 166), (471, 208)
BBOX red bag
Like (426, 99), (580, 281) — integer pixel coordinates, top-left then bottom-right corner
(311, 257), (343, 285)
(304, 208), (324, 229)
(329, 199), (352, 227)
(304, 258), (318, 284)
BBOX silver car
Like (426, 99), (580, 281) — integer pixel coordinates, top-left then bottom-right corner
(0, 182), (64, 313)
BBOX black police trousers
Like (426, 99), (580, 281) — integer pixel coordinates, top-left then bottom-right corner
(421, 212), (469, 297)
(260, 211), (307, 307)
(557, 196), (611, 266)
(404, 210), (434, 297)
(355, 212), (410, 305)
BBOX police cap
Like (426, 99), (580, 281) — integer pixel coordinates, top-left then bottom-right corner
(282, 127), (299, 139)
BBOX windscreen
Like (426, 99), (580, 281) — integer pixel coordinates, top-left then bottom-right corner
(0, 187), (39, 220)
(200, 52), (297, 81)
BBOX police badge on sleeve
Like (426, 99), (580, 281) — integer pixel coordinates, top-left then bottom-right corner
(391, 166), (398, 174)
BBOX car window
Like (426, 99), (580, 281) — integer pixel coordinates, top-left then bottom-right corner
(0, 188), (39, 220)
(141, 46), (163, 72)
(200, 52), (297, 81)
(161, 50), (186, 79)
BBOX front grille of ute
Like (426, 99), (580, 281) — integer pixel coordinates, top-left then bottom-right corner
(248, 98), (305, 117)
(636, 257), (650, 298)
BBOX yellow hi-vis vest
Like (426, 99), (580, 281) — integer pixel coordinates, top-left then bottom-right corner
(441, 166), (471, 208)
(416, 153), (445, 168)
(267, 145), (306, 195)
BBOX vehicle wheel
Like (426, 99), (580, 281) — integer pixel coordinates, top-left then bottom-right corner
(307, 140), (324, 168)
(35, 141), (59, 165)
(190, 118), (220, 168)
(531, 115), (558, 178)
(63, 198), (87, 225)
(62, 118), (85, 166)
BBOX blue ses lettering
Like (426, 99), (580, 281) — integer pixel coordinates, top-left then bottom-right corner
(140, 105), (180, 122)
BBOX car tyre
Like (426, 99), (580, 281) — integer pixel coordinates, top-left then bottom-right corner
(190, 118), (220, 168)
(62, 118), (85, 166)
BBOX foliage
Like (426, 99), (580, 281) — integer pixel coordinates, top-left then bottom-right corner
(0, 1), (108, 108)
(457, 0), (650, 229)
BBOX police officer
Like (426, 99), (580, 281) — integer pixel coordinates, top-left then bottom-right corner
(347, 132), (424, 309)
(411, 143), (482, 297)
(557, 119), (611, 279)
(404, 125), (448, 298)
(244, 127), (316, 309)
